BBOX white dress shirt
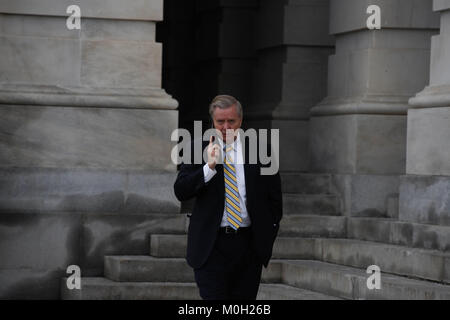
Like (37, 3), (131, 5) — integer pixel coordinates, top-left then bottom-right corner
(203, 133), (251, 227)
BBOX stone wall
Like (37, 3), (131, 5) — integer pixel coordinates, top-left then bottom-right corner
(403, 0), (450, 226)
(0, 0), (179, 298)
(310, 0), (439, 217)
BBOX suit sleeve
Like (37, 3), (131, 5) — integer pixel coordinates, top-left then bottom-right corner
(173, 140), (208, 202)
(174, 162), (206, 202)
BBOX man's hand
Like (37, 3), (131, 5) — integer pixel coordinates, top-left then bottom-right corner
(207, 136), (220, 170)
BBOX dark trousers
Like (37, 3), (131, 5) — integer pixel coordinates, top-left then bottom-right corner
(193, 228), (263, 300)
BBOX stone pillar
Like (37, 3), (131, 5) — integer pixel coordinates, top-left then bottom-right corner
(310, 0), (439, 217)
(402, 0), (450, 226)
(0, 0), (179, 298)
(157, 0), (196, 131)
(185, 0), (257, 128)
(246, 0), (334, 172)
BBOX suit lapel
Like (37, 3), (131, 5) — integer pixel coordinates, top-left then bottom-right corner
(243, 137), (257, 209)
(216, 163), (225, 209)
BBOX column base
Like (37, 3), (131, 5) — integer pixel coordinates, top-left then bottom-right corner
(330, 173), (400, 218)
(399, 175), (450, 226)
(0, 167), (180, 214)
(0, 84), (178, 110)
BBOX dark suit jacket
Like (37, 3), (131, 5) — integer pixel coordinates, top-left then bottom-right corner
(173, 137), (282, 269)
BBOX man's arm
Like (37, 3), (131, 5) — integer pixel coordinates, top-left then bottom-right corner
(173, 162), (206, 202)
(173, 137), (219, 202)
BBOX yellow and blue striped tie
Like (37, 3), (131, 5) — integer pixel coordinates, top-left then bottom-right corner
(224, 145), (242, 230)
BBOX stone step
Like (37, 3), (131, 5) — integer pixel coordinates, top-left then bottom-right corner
(150, 234), (187, 257)
(257, 284), (341, 300)
(60, 278), (200, 300)
(74, 259), (450, 300)
(273, 260), (450, 300)
(149, 214), (348, 257)
(280, 173), (331, 194)
(276, 238), (450, 283)
(172, 215), (450, 253)
(283, 194), (341, 215)
(347, 217), (450, 252)
(104, 256), (194, 282)
(149, 216), (349, 257)
(60, 277), (340, 300)
(148, 235), (323, 260)
(279, 215), (347, 237)
(184, 194), (341, 216)
(104, 255), (282, 284)
(149, 234), (449, 283)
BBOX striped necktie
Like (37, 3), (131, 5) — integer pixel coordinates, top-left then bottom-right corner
(223, 144), (242, 230)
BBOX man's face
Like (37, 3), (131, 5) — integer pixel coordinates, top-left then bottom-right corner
(212, 104), (242, 144)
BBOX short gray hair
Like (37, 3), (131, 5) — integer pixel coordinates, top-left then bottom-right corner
(209, 94), (243, 119)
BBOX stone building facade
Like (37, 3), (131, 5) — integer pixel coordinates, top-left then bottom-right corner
(0, 0), (449, 299)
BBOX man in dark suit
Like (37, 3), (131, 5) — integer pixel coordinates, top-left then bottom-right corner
(174, 95), (282, 300)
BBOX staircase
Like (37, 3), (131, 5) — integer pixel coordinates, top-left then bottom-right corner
(61, 173), (450, 300)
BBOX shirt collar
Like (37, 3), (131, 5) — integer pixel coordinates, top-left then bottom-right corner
(218, 131), (241, 151)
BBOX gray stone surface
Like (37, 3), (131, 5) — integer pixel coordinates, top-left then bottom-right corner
(330, 174), (401, 217)
(61, 278), (200, 300)
(280, 173), (331, 194)
(402, 1), (450, 230)
(399, 175), (450, 226)
(104, 256), (194, 282)
(310, 115), (407, 175)
(150, 234), (187, 257)
(0, 213), (186, 298)
(283, 217), (450, 254)
(148, 234), (450, 283)
(406, 107), (450, 176)
(81, 41), (162, 88)
(347, 217), (450, 251)
(0, 269), (66, 299)
(409, 4), (450, 109)
(0, 0), (164, 21)
(319, 239), (449, 283)
(329, 0), (439, 34)
(0, 168), (180, 213)
(0, 106), (178, 171)
(280, 260), (450, 299)
(257, 284), (341, 300)
(283, 194), (340, 215)
(60, 277), (341, 300)
(279, 215), (347, 238)
(246, 0), (333, 172)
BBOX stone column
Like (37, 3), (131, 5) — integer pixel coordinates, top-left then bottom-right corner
(185, 0), (257, 128)
(0, 0), (179, 298)
(246, 0), (334, 172)
(309, 0), (439, 217)
(402, 0), (450, 226)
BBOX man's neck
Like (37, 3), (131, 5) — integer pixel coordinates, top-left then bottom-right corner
(219, 134), (239, 147)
